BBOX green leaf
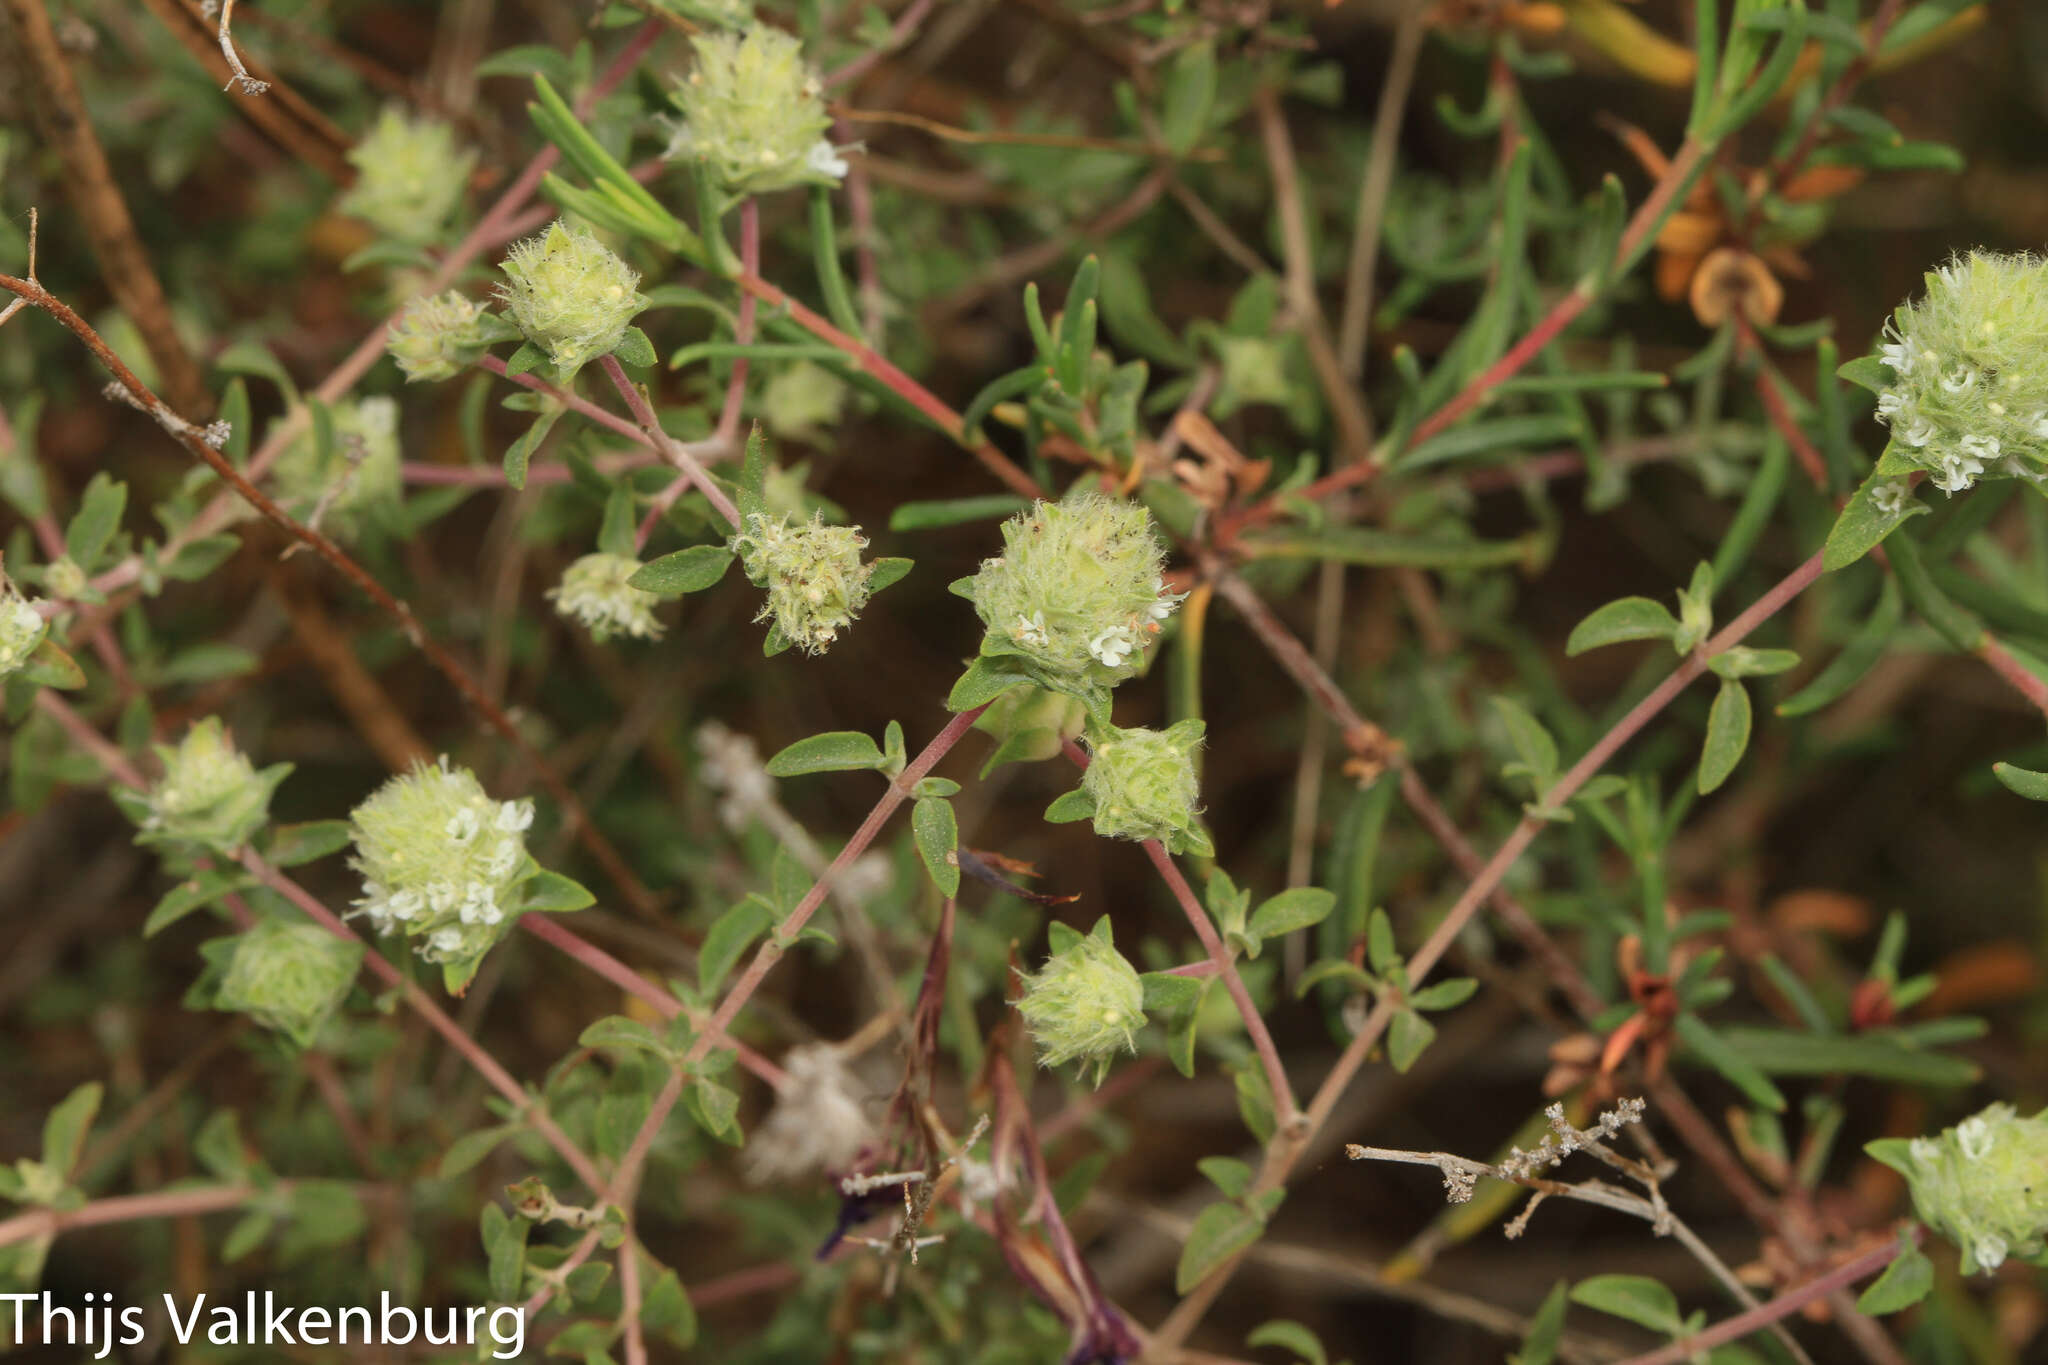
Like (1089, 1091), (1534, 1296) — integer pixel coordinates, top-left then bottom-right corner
(1707, 646), (1799, 679)
(764, 730), (886, 776)
(521, 871), (595, 912)
(1570, 1274), (1684, 1334)
(440, 1123), (518, 1179)
(1387, 1007), (1435, 1073)
(912, 796), (960, 897)
(947, 656), (1031, 713)
(1698, 678), (1752, 795)
(1366, 907), (1399, 977)
(1099, 252), (1200, 369)
(16, 639), (85, 690)
(1706, 1026), (1980, 1087)
(686, 1077), (741, 1145)
(1242, 527), (1537, 571)
(1493, 696), (1559, 783)
(1248, 888), (1335, 941)
(1673, 1012), (1786, 1111)
(611, 326), (657, 368)
(221, 1211), (273, 1262)
(503, 340), (548, 378)
(640, 1263), (698, 1348)
(1824, 458), (1927, 571)
(1565, 596), (1680, 655)
(579, 1014), (669, 1057)
(1993, 762), (2048, 801)
(144, 869), (254, 937)
(1043, 788), (1096, 824)
(64, 474), (127, 569)
(1836, 353), (1892, 394)
(1197, 1156), (1254, 1200)
(159, 534), (242, 583)
(1408, 977), (1478, 1012)
(1245, 1320), (1327, 1365)
(700, 898), (773, 995)
(503, 407), (564, 491)
(630, 545), (734, 597)
(482, 1201), (530, 1304)
(867, 557), (914, 595)
(264, 820), (352, 868)
(1159, 40), (1218, 157)
(1176, 1199), (1267, 1294)
(159, 643), (259, 685)
(41, 1083), (102, 1178)
(1509, 1282), (1570, 1365)
(1778, 578), (1902, 716)
(888, 495), (1030, 532)
(1857, 1237), (1933, 1315)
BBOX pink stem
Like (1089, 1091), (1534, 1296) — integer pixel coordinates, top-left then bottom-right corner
(0, 1185), (258, 1248)
(599, 354), (744, 529)
(716, 199), (760, 445)
(682, 706), (986, 1066)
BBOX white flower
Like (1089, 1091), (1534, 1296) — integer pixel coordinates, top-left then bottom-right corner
(1960, 434), (2001, 462)
(446, 807), (482, 843)
(496, 799), (534, 833)
(1147, 577), (1187, 623)
(1975, 1234), (2009, 1272)
(1089, 625), (1137, 668)
(2003, 456), (2048, 484)
(1901, 418), (1935, 448)
(1877, 391), (1906, 418)
(1879, 334), (1913, 375)
(2031, 411), (2048, 438)
(0, 595), (48, 676)
(1941, 366), (1978, 395)
(549, 552), (665, 643)
(1957, 1115), (1995, 1161)
(1933, 449), (1985, 493)
(429, 927), (465, 956)
(390, 888), (424, 921)
(1871, 481), (1911, 519)
(1014, 611), (1050, 648)
(806, 139), (849, 181)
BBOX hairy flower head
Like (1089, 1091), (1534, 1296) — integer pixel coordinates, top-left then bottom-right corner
(338, 109), (475, 244)
(347, 757), (537, 969)
(1065, 719), (1209, 856)
(271, 396), (404, 540)
(549, 552), (666, 643)
(387, 291), (507, 382)
(730, 511), (873, 654)
(664, 26), (842, 195)
(129, 718), (290, 857)
(0, 588), (48, 679)
(1874, 252), (2048, 494)
(1015, 919), (1146, 1087)
(496, 222), (647, 376)
(968, 493), (1182, 696)
(213, 921), (365, 1048)
(1868, 1103), (2048, 1275)
(740, 1043), (875, 1184)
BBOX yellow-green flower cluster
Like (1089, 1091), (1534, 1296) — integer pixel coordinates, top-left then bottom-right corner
(1869, 1102), (2048, 1275)
(549, 552), (665, 642)
(347, 757), (536, 967)
(1016, 920), (1146, 1087)
(338, 109), (475, 244)
(133, 718), (290, 856)
(1076, 719), (1209, 856)
(496, 223), (648, 376)
(664, 27), (844, 195)
(968, 493), (1184, 694)
(1875, 252), (2048, 495)
(214, 921), (365, 1048)
(0, 589), (48, 680)
(730, 511), (874, 654)
(271, 396), (403, 539)
(386, 291), (504, 382)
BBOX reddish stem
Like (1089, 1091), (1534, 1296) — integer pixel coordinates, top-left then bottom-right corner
(717, 199), (760, 444)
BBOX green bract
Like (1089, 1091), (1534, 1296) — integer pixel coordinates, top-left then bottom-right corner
(549, 552), (666, 642)
(271, 396), (404, 540)
(131, 718), (290, 857)
(1074, 719), (1209, 856)
(213, 921), (365, 1049)
(1016, 919), (1146, 1087)
(337, 109), (475, 244)
(972, 684), (1088, 766)
(664, 27), (843, 195)
(1868, 1103), (2048, 1275)
(347, 757), (538, 969)
(386, 291), (505, 382)
(496, 222), (648, 376)
(730, 512), (873, 654)
(968, 493), (1183, 697)
(1875, 251), (2048, 495)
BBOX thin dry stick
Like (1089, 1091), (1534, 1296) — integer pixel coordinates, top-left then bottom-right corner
(215, 0), (269, 93)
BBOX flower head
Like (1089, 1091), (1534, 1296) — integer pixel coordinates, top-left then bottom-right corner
(338, 109), (475, 244)
(130, 718), (290, 856)
(496, 222), (647, 376)
(664, 27), (842, 195)
(729, 511), (874, 654)
(1015, 919), (1146, 1086)
(548, 552), (665, 642)
(386, 291), (506, 382)
(968, 494), (1181, 695)
(213, 921), (365, 1048)
(1868, 1103), (2048, 1274)
(347, 758), (537, 970)
(740, 1044), (875, 1184)
(1872, 251), (2048, 493)
(0, 588), (48, 679)
(271, 396), (403, 540)
(1056, 719), (1209, 856)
